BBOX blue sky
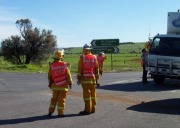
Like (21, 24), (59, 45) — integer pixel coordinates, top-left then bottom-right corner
(0, 0), (179, 48)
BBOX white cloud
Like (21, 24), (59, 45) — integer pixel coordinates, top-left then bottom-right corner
(0, 5), (22, 22)
(0, 16), (16, 22)
(0, 25), (19, 41)
(0, 5), (21, 41)
(57, 34), (82, 48)
(0, 2), (77, 48)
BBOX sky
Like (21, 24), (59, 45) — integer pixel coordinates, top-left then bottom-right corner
(0, 0), (179, 48)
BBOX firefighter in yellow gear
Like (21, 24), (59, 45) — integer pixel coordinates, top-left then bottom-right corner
(77, 44), (99, 115)
(141, 48), (148, 84)
(142, 40), (151, 84)
(48, 50), (73, 117)
(145, 41), (151, 52)
(97, 52), (108, 76)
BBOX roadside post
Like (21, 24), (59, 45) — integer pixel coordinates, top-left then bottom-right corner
(91, 39), (120, 71)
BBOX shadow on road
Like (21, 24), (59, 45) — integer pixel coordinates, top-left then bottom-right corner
(97, 81), (180, 92)
(0, 113), (85, 125)
(127, 98), (180, 115)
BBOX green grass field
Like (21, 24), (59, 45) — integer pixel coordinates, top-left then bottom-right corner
(0, 43), (145, 73)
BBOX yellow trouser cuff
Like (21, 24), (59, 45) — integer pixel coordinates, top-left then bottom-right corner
(58, 106), (64, 110)
(84, 97), (91, 101)
(50, 105), (55, 108)
(91, 97), (96, 100)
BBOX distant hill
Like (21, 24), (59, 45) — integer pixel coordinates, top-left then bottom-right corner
(120, 42), (134, 45)
(60, 43), (145, 54)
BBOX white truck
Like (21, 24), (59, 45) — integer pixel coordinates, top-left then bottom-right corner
(147, 10), (180, 85)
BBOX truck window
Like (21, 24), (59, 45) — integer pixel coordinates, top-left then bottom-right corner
(173, 41), (180, 50)
(149, 37), (180, 56)
(149, 38), (160, 53)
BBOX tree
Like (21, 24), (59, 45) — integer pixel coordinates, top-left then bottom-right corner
(1, 35), (23, 64)
(1, 18), (57, 64)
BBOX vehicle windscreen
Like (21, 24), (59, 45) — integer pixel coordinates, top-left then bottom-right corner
(149, 37), (180, 56)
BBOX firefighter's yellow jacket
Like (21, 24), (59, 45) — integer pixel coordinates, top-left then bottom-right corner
(97, 55), (108, 67)
(77, 53), (99, 85)
(48, 60), (73, 91)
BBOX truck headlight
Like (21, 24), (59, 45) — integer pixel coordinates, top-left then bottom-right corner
(173, 65), (180, 69)
(148, 61), (156, 67)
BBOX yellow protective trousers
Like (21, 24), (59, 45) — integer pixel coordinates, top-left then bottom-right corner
(49, 90), (67, 115)
(82, 84), (96, 113)
(99, 66), (103, 75)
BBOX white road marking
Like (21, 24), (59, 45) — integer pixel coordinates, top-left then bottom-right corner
(11, 78), (21, 79)
(107, 79), (141, 85)
(0, 78), (21, 81)
(170, 90), (176, 93)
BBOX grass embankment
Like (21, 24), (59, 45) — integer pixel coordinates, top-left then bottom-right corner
(0, 43), (145, 73)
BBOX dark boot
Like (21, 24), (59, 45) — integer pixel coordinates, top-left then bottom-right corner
(47, 112), (52, 116)
(79, 110), (90, 115)
(91, 110), (95, 113)
(96, 83), (100, 87)
(57, 114), (65, 118)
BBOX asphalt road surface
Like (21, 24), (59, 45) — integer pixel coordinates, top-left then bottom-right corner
(0, 72), (180, 128)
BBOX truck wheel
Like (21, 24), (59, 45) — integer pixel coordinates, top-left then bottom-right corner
(153, 75), (165, 85)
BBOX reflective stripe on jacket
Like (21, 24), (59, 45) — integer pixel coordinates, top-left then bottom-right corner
(82, 54), (97, 78)
(50, 61), (69, 86)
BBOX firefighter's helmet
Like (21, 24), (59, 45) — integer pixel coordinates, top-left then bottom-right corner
(83, 44), (91, 50)
(99, 52), (105, 55)
(145, 41), (151, 51)
(53, 50), (64, 59)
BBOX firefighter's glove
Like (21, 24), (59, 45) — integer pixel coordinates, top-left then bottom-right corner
(96, 82), (100, 87)
(77, 80), (81, 85)
(48, 84), (52, 89)
(69, 84), (72, 89)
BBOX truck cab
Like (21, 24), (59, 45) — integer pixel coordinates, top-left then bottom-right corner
(147, 10), (180, 85)
(148, 34), (180, 84)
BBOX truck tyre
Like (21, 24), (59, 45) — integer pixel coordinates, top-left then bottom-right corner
(153, 75), (165, 85)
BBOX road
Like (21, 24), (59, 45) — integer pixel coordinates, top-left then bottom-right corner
(0, 72), (180, 128)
